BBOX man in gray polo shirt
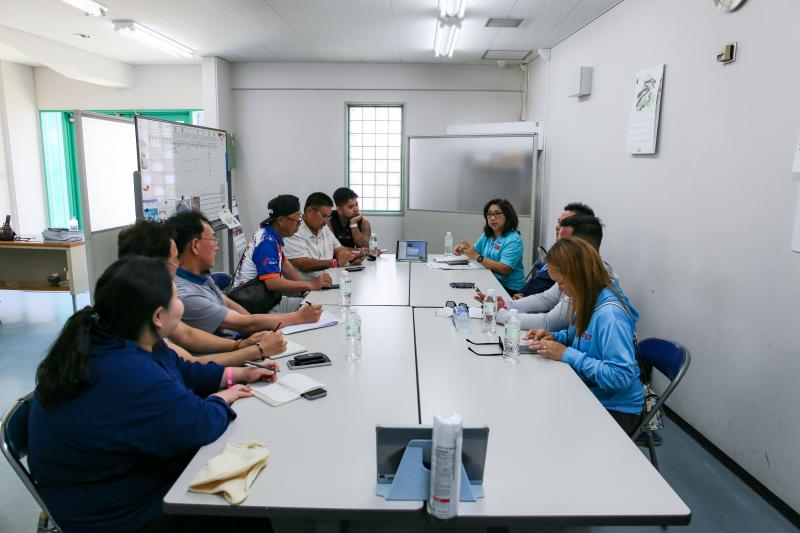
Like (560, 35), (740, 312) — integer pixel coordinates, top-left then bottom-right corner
(169, 210), (321, 334)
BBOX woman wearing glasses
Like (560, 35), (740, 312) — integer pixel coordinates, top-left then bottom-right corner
(453, 198), (525, 295)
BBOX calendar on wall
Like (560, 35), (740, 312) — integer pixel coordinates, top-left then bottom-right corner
(625, 64), (665, 155)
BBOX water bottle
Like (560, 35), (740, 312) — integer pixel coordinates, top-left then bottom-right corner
(503, 309), (521, 364)
(444, 231), (453, 255)
(68, 217), (78, 231)
(345, 308), (362, 360)
(340, 270), (352, 310)
(482, 289), (497, 335)
(369, 232), (378, 254)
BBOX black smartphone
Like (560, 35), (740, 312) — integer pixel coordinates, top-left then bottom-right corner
(294, 352), (328, 364)
(301, 387), (327, 400)
(366, 254), (378, 261)
(321, 284), (340, 290)
(450, 282), (476, 289)
(346, 266), (365, 272)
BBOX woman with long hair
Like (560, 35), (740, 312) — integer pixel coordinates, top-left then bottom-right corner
(453, 198), (526, 294)
(28, 256), (278, 532)
(526, 238), (644, 434)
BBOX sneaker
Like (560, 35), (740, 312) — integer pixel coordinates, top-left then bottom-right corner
(635, 430), (663, 447)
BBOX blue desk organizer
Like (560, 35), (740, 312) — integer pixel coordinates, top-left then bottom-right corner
(376, 439), (485, 501)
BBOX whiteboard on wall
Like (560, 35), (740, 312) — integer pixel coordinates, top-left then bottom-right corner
(408, 135), (535, 215)
(78, 114), (137, 232)
(134, 116), (228, 223)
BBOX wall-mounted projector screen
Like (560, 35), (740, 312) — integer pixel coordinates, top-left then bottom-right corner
(79, 114), (137, 232)
(408, 135), (534, 215)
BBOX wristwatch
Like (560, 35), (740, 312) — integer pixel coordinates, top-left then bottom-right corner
(476, 255), (485, 263)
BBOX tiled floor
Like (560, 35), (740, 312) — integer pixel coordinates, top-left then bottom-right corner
(0, 291), (796, 533)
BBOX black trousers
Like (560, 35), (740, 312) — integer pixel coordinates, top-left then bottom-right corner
(608, 409), (642, 436)
(139, 514), (272, 533)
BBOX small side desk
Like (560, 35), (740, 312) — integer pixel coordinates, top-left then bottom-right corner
(0, 240), (90, 311)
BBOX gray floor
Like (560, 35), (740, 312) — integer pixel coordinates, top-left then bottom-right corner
(0, 291), (796, 533)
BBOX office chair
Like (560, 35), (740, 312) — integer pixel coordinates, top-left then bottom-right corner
(210, 271), (233, 291)
(632, 338), (691, 471)
(1, 391), (61, 532)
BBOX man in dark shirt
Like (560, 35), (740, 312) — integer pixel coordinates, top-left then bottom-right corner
(330, 187), (373, 249)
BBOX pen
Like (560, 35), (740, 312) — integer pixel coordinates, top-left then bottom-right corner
(273, 321), (282, 331)
(245, 361), (279, 373)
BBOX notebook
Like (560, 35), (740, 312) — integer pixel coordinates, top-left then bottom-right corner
(251, 373), (326, 407)
(433, 255), (470, 266)
(281, 310), (343, 335)
(267, 339), (307, 360)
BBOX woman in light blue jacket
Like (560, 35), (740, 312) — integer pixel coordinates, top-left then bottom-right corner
(526, 237), (643, 435)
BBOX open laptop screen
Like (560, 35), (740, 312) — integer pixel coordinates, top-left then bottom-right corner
(396, 240), (428, 262)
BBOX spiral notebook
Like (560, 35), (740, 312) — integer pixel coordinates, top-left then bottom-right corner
(251, 373), (326, 407)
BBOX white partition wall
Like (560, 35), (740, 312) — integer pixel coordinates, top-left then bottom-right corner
(75, 112), (137, 293)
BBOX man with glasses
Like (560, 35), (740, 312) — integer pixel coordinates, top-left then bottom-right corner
(232, 195), (332, 313)
(169, 209), (322, 333)
(284, 192), (365, 280)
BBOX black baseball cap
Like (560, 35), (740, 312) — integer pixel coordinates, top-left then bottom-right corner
(263, 194), (300, 226)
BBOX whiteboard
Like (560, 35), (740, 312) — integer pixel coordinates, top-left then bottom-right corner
(79, 115), (137, 232)
(408, 135), (535, 215)
(135, 116), (228, 222)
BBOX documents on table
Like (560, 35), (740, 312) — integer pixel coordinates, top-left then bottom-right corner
(251, 373), (326, 406)
(426, 260), (483, 270)
(267, 339), (308, 360)
(280, 310), (343, 335)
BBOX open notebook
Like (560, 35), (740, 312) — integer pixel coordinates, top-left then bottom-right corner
(281, 310), (342, 335)
(251, 373), (326, 407)
(267, 339), (307, 360)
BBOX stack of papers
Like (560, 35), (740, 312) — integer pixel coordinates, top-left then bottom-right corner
(42, 228), (84, 242)
(281, 310), (343, 335)
(433, 255), (470, 265)
(426, 261), (482, 270)
(251, 373), (325, 407)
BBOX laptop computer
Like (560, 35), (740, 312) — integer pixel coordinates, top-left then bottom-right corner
(395, 240), (428, 262)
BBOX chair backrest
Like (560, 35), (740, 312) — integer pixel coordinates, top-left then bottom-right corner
(633, 338), (691, 440)
(0, 391), (61, 530)
(210, 271), (233, 291)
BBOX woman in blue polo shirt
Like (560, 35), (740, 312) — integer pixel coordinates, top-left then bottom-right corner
(28, 256), (276, 532)
(454, 198), (525, 294)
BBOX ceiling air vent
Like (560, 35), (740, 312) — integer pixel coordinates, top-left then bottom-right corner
(485, 17), (524, 28)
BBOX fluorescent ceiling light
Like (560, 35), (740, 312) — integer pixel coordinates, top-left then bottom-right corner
(434, 20), (461, 58)
(61, 0), (108, 17)
(439, 0), (467, 19)
(112, 20), (195, 59)
(434, 0), (466, 58)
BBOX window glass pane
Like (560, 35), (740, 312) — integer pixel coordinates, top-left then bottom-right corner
(347, 104), (402, 213)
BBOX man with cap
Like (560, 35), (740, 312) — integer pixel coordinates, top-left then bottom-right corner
(233, 195), (333, 313)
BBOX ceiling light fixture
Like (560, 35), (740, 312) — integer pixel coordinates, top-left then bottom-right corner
(112, 20), (196, 59)
(434, 0), (467, 58)
(60, 0), (108, 17)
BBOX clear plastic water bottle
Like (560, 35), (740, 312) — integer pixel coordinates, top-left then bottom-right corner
(444, 231), (453, 255)
(503, 309), (521, 364)
(340, 270), (352, 310)
(345, 308), (362, 360)
(68, 217), (78, 231)
(482, 289), (497, 335)
(369, 232), (378, 254)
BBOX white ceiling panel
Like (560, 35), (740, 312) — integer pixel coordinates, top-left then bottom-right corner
(0, 0), (625, 66)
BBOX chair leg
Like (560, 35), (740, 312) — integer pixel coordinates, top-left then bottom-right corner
(647, 432), (660, 471)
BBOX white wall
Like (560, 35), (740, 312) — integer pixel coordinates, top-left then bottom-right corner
(528, 0), (800, 512)
(0, 105), (11, 220)
(231, 62), (523, 246)
(34, 64), (201, 110)
(0, 61), (47, 233)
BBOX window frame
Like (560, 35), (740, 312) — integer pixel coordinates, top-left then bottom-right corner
(345, 103), (405, 215)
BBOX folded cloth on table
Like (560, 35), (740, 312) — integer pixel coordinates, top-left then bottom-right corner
(188, 440), (270, 504)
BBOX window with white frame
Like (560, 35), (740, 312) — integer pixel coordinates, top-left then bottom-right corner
(347, 105), (403, 212)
